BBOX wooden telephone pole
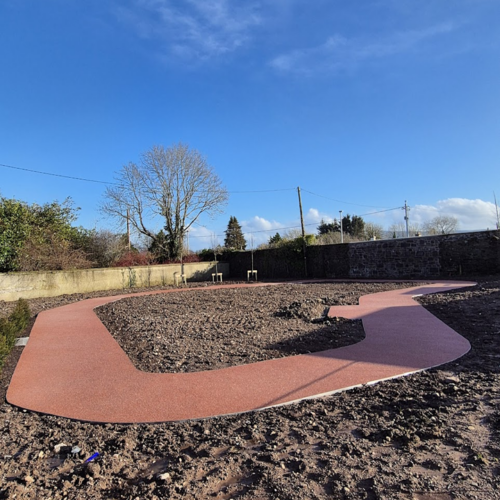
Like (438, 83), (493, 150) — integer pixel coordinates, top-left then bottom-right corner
(297, 187), (307, 277)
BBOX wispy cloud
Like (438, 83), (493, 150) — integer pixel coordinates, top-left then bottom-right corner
(115, 0), (262, 61)
(270, 22), (458, 75)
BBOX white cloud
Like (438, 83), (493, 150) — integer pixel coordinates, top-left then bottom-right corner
(239, 216), (285, 247)
(185, 224), (219, 250)
(303, 208), (337, 227)
(295, 199), (497, 234)
(242, 215), (283, 232)
(189, 198), (497, 251)
(116, 0), (262, 61)
(380, 198), (497, 231)
(238, 209), (333, 247)
(270, 22), (457, 75)
(410, 198), (498, 230)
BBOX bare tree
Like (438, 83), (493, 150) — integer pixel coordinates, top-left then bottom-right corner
(364, 222), (384, 240)
(423, 215), (459, 235)
(388, 221), (422, 238)
(316, 232), (357, 245)
(85, 229), (130, 268)
(103, 143), (228, 260)
(282, 228), (303, 240)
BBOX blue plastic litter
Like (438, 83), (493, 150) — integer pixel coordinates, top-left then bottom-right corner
(85, 452), (99, 463)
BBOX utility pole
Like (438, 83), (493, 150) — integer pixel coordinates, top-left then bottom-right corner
(403, 201), (410, 237)
(339, 210), (343, 243)
(297, 187), (307, 277)
(186, 229), (190, 254)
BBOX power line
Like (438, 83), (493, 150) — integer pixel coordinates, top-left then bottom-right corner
(301, 188), (389, 209)
(357, 207), (402, 217)
(227, 188), (296, 194)
(0, 162), (400, 207)
(190, 205), (402, 241)
(1, 161), (406, 238)
(189, 221), (323, 240)
(0, 163), (117, 185)
(0, 162), (296, 194)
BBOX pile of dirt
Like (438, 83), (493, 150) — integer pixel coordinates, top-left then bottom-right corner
(1, 278), (499, 499)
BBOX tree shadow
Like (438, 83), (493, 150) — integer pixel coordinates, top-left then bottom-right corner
(265, 319), (365, 356)
(416, 279), (500, 376)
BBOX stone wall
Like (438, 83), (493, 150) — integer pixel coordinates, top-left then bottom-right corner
(0, 261), (229, 302)
(226, 230), (500, 280)
(439, 231), (500, 276)
(306, 243), (350, 279)
(5, 231), (495, 302)
(348, 237), (441, 279)
(226, 247), (306, 281)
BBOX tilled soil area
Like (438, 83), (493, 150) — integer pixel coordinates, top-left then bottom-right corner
(1, 278), (500, 499)
(95, 282), (417, 373)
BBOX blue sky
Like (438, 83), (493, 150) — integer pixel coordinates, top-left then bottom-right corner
(1, 0), (499, 249)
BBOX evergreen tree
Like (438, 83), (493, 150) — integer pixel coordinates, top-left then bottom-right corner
(317, 219), (340, 235)
(269, 232), (283, 246)
(224, 216), (246, 250)
(341, 214), (365, 238)
(148, 230), (170, 262)
(350, 215), (365, 238)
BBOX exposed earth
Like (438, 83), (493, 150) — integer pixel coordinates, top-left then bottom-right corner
(1, 277), (500, 499)
(95, 282), (416, 374)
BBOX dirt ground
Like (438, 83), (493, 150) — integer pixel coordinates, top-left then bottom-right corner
(95, 282), (419, 373)
(1, 277), (500, 499)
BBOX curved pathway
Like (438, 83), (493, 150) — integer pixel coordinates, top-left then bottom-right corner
(6, 281), (475, 423)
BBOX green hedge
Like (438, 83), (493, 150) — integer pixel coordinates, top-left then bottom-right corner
(0, 299), (30, 370)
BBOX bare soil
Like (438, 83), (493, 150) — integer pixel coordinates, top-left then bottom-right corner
(1, 277), (500, 500)
(95, 282), (418, 373)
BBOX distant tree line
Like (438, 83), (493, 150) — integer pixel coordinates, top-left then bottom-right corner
(0, 181), (460, 273)
(262, 213), (459, 250)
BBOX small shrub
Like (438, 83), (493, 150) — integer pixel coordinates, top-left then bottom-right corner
(0, 318), (16, 350)
(197, 248), (218, 262)
(113, 251), (153, 267)
(0, 298), (31, 370)
(180, 253), (201, 264)
(8, 298), (30, 333)
(17, 230), (93, 271)
(0, 335), (11, 370)
(161, 253), (202, 264)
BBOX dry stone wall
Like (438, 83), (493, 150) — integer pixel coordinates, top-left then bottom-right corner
(226, 230), (500, 280)
(348, 237), (441, 279)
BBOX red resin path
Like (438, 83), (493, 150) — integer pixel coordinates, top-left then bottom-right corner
(7, 281), (475, 423)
